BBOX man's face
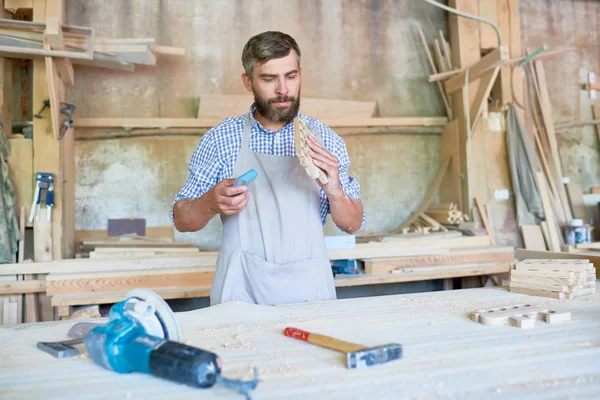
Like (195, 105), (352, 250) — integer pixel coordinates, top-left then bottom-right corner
(243, 50), (301, 124)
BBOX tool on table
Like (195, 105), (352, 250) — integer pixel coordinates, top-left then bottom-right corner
(283, 327), (402, 369)
(65, 289), (259, 399)
(37, 338), (84, 358)
(28, 172), (54, 223)
(233, 168), (258, 187)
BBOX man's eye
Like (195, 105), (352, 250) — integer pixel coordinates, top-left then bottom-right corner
(263, 78), (273, 82)
(287, 74), (297, 79)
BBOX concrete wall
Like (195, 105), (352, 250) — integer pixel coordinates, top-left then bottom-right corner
(67, 0), (449, 248)
(520, 0), (600, 191)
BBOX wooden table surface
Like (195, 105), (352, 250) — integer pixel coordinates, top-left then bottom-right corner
(1, 285), (599, 399)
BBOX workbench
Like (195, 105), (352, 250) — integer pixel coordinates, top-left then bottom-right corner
(1, 285), (599, 399)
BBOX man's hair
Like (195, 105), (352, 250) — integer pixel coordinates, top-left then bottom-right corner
(241, 31), (301, 78)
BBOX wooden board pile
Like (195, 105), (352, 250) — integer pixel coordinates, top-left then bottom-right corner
(509, 259), (596, 299)
(425, 202), (469, 225)
(0, 17), (184, 72)
(359, 233), (513, 276)
(79, 237), (205, 259)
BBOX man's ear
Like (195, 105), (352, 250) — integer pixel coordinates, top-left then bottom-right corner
(241, 73), (252, 92)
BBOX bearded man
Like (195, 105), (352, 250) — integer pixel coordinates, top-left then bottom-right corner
(171, 31), (365, 306)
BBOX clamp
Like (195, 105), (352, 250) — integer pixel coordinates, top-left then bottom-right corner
(28, 172), (55, 223)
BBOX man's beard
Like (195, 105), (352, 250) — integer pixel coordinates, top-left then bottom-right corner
(253, 88), (301, 124)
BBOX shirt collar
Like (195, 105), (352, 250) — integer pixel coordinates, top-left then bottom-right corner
(248, 103), (296, 135)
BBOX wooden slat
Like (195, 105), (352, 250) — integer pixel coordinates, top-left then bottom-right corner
(444, 46), (509, 94)
(0, 280), (46, 295)
(415, 24), (452, 118)
(46, 267), (214, 296)
(335, 263), (510, 287)
(51, 287), (212, 307)
(474, 196), (496, 245)
(469, 66), (500, 127)
(6, 138), (33, 223)
(329, 246), (449, 261)
(520, 225), (547, 251)
(75, 226), (174, 243)
(363, 247), (514, 274)
(438, 120), (461, 208)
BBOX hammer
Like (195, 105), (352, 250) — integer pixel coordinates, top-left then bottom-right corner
(283, 327), (402, 369)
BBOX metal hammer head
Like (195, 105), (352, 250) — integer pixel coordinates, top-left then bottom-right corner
(346, 343), (403, 369)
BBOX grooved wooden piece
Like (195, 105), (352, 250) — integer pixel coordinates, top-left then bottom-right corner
(294, 116), (327, 184)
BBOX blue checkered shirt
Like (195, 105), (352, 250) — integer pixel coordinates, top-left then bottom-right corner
(171, 104), (365, 231)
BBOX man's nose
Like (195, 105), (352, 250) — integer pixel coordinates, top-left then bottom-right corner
(275, 78), (289, 96)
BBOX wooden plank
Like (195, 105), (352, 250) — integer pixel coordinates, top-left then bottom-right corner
(515, 249), (600, 277)
(51, 287), (212, 307)
(536, 171), (562, 252)
(479, 0), (499, 50)
(470, 66), (500, 127)
(521, 225), (547, 251)
(438, 120), (461, 208)
(444, 46), (509, 94)
(43, 37), (60, 140)
(0, 254), (219, 275)
(197, 94), (377, 120)
(474, 197), (496, 245)
(6, 138), (33, 222)
(565, 183), (590, 222)
(534, 60), (573, 223)
(0, 280), (45, 295)
(0, 57), (12, 147)
(153, 45), (185, 56)
(328, 246), (449, 261)
(363, 247), (514, 274)
(75, 226), (174, 243)
(44, 16), (74, 86)
(74, 117), (448, 129)
(83, 240), (196, 249)
(335, 263), (510, 287)
(46, 267), (214, 296)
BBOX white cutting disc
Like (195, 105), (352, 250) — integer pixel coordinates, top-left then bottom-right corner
(126, 288), (181, 341)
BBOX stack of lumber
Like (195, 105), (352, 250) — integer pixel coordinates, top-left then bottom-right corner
(509, 259), (596, 299)
(425, 202), (469, 225)
(358, 233), (513, 276)
(79, 237), (204, 259)
(0, 18), (184, 71)
(400, 213), (448, 235)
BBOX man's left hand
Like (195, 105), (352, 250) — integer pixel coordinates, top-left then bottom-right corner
(307, 135), (343, 198)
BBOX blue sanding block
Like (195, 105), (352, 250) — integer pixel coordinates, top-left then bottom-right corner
(233, 169), (258, 187)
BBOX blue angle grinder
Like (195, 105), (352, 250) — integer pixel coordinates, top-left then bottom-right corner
(74, 289), (259, 399)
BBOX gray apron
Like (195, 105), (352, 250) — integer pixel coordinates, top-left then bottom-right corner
(210, 114), (337, 306)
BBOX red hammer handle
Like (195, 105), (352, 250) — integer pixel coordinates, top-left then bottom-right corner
(283, 327), (311, 342)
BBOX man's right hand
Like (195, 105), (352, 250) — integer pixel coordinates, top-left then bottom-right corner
(206, 178), (249, 215)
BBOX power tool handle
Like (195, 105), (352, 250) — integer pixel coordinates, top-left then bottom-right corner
(149, 341), (221, 388)
(283, 327), (365, 354)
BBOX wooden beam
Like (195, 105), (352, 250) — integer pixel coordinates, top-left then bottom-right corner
(469, 66), (500, 127)
(520, 225), (547, 251)
(46, 267), (214, 296)
(363, 247), (514, 274)
(334, 263), (510, 287)
(565, 183), (590, 222)
(444, 46), (509, 94)
(44, 16), (74, 86)
(73, 117), (449, 129)
(0, 280), (46, 295)
(43, 37), (60, 140)
(536, 171), (562, 252)
(474, 196), (496, 245)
